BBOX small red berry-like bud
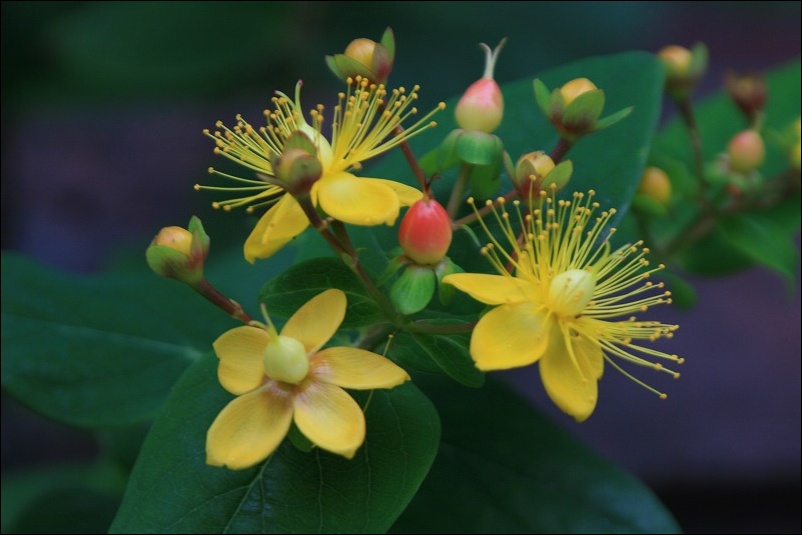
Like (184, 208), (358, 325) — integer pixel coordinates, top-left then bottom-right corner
(455, 38), (506, 133)
(398, 197), (452, 265)
(727, 130), (765, 174)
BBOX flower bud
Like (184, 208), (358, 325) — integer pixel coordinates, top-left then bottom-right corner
(657, 43), (708, 99)
(637, 166), (672, 206)
(533, 77), (616, 142)
(326, 28), (395, 85)
(272, 132), (323, 196)
(146, 216), (209, 286)
(398, 197), (452, 265)
(514, 151), (554, 191)
(455, 39), (506, 133)
(560, 78), (597, 107)
(725, 71), (767, 123)
(513, 151), (572, 199)
(727, 130), (765, 174)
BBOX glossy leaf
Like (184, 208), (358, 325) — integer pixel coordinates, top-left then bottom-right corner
(390, 376), (681, 534)
(110, 353), (440, 534)
(389, 330), (484, 388)
(259, 257), (383, 329)
(1, 253), (236, 427)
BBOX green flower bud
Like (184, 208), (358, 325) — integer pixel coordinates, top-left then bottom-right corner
(326, 28), (395, 85)
(146, 216), (209, 286)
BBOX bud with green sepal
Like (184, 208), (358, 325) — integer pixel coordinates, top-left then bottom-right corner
(390, 192), (463, 314)
(657, 43), (708, 100)
(271, 131), (323, 196)
(533, 77), (632, 144)
(455, 38), (506, 134)
(146, 216), (209, 286)
(326, 28), (395, 85)
(725, 71), (767, 126)
(632, 166), (673, 216)
(512, 151), (573, 202)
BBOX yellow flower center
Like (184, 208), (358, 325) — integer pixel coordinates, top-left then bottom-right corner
(548, 268), (596, 317)
(263, 335), (310, 384)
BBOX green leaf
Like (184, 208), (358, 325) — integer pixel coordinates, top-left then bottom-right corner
(391, 330), (484, 388)
(2, 462), (125, 534)
(679, 228), (754, 276)
(259, 257), (382, 329)
(532, 78), (552, 117)
(455, 131), (503, 166)
(110, 353), (440, 534)
(391, 376), (680, 534)
(1, 253), (236, 427)
(718, 213), (799, 285)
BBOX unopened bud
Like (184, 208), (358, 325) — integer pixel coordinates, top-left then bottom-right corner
(455, 38), (506, 133)
(514, 151), (555, 191)
(272, 134), (322, 196)
(398, 197), (452, 265)
(637, 167), (672, 206)
(657, 43), (708, 99)
(146, 216), (209, 285)
(560, 78), (597, 107)
(728, 130), (765, 174)
(326, 28), (395, 85)
(726, 71), (767, 123)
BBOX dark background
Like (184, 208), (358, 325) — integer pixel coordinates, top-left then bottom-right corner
(2, 2), (800, 533)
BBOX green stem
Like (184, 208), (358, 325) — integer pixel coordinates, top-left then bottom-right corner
(676, 96), (711, 205)
(396, 133), (428, 191)
(549, 137), (573, 163)
(446, 163), (472, 219)
(406, 320), (477, 335)
(194, 279), (254, 324)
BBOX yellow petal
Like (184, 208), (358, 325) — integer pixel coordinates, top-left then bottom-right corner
(293, 380), (365, 459)
(206, 383), (293, 470)
(281, 289), (346, 354)
(539, 323), (598, 422)
(317, 172), (400, 225)
(213, 326), (270, 395)
(244, 194), (310, 263)
(470, 303), (550, 370)
(369, 178), (424, 207)
(312, 347), (410, 389)
(572, 329), (604, 380)
(442, 273), (534, 305)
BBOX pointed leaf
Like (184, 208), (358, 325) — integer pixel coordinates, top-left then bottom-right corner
(1, 253), (235, 427)
(110, 353), (440, 534)
(259, 257), (382, 329)
(390, 376), (680, 534)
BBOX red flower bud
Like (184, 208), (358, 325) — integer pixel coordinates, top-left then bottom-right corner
(398, 197), (452, 265)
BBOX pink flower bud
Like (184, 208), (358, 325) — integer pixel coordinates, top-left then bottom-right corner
(455, 39), (506, 133)
(398, 198), (452, 265)
(728, 130), (765, 174)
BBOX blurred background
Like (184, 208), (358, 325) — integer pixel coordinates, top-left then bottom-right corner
(2, 1), (800, 533)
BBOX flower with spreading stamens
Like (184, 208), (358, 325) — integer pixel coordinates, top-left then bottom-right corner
(197, 78), (445, 262)
(443, 189), (682, 422)
(206, 289), (410, 470)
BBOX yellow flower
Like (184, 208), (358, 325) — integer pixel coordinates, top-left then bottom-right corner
(443, 190), (682, 422)
(198, 78), (445, 262)
(206, 289), (410, 470)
